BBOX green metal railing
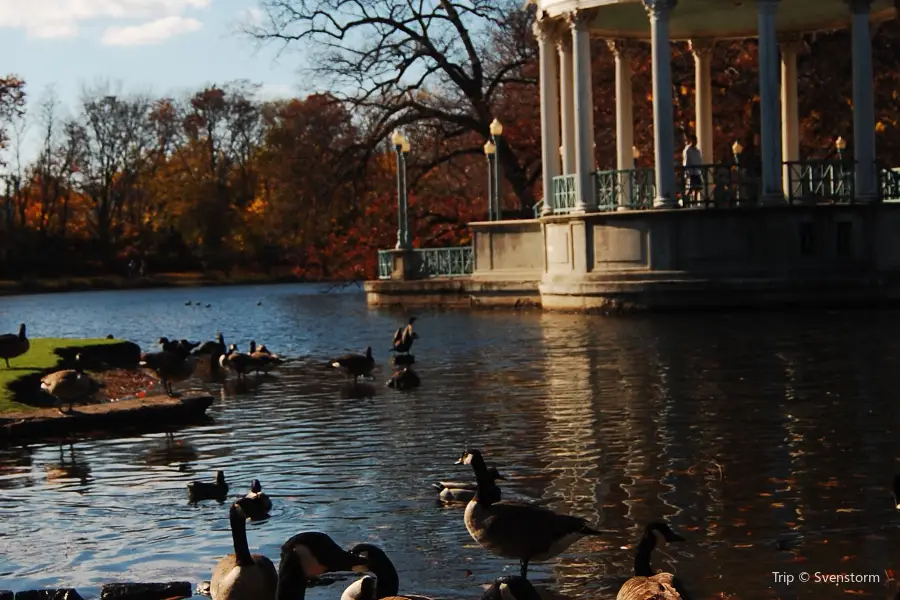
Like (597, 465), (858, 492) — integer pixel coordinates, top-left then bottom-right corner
(594, 168), (656, 210)
(879, 166), (900, 201)
(785, 160), (855, 203)
(550, 174), (577, 213)
(377, 247), (473, 280)
(675, 163), (757, 207)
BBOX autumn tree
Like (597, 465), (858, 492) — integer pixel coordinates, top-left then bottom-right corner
(0, 76), (25, 161)
(248, 0), (542, 210)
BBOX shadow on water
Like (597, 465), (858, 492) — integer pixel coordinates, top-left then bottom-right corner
(0, 287), (899, 598)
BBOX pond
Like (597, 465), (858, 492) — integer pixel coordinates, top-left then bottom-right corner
(0, 284), (898, 599)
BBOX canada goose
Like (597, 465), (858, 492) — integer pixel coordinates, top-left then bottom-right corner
(481, 576), (542, 600)
(249, 341), (284, 373)
(194, 333), (227, 374)
(331, 347), (375, 383)
(386, 367), (420, 390)
(433, 466), (504, 503)
(616, 522), (687, 600)
(0, 323), (29, 368)
(390, 318), (418, 354)
(276, 531), (368, 588)
(159, 337), (199, 356)
(210, 497), (277, 600)
(40, 353), (104, 414)
(219, 344), (262, 380)
(893, 475), (900, 510)
(188, 470), (229, 502)
(139, 348), (196, 396)
(241, 479), (273, 520)
(456, 448), (609, 578)
(347, 544), (432, 600)
(340, 575), (378, 600)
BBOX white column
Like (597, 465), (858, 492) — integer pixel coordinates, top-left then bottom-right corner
(536, 19), (561, 217)
(568, 9), (596, 212)
(645, 0), (678, 208)
(606, 39), (636, 173)
(757, 0), (783, 202)
(848, 0), (877, 200)
(779, 34), (804, 196)
(558, 37), (576, 175)
(689, 39), (715, 163)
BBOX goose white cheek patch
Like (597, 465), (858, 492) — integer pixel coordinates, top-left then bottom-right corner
(294, 544), (327, 576)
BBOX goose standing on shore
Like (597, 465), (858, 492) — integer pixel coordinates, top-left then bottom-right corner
(456, 448), (610, 578)
(0, 323), (29, 368)
(139, 341), (196, 397)
(40, 353), (104, 414)
(390, 318), (418, 355)
(210, 497), (277, 600)
(331, 347), (375, 384)
(616, 521), (687, 600)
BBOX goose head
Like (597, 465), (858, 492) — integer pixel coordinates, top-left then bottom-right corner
(250, 341), (257, 353)
(17, 323), (26, 339)
(481, 576), (541, 600)
(215, 470), (227, 486)
(455, 448), (483, 466)
(250, 479), (262, 494)
(280, 532), (368, 579)
(347, 543), (399, 596)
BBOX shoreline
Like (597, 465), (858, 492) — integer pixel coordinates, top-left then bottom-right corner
(0, 272), (360, 298)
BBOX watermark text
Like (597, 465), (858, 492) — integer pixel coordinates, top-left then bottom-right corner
(773, 572), (882, 586)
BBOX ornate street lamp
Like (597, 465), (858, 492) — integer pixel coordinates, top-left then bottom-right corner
(490, 118), (503, 221)
(835, 136), (847, 160)
(484, 140), (496, 221)
(391, 130), (411, 249)
(632, 145), (641, 169)
(732, 140), (743, 166)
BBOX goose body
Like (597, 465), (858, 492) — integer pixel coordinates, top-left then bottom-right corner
(348, 543), (433, 600)
(433, 466), (504, 503)
(194, 333), (227, 373)
(457, 448), (608, 577)
(390, 318), (418, 354)
(0, 323), (29, 368)
(40, 354), (104, 414)
(331, 347), (375, 383)
(481, 577), (542, 600)
(219, 344), (260, 380)
(616, 521), (687, 600)
(242, 479), (273, 519)
(249, 341), (283, 373)
(139, 349), (196, 396)
(188, 470), (229, 502)
(210, 497), (277, 600)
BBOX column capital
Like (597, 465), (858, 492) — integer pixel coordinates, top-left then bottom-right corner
(532, 17), (563, 44)
(555, 33), (572, 52)
(605, 38), (641, 61)
(688, 38), (715, 59)
(846, 0), (873, 13)
(777, 32), (808, 55)
(643, 0), (677, 19)
(757, 0), (780, 14)
(565, 8), (597, 31)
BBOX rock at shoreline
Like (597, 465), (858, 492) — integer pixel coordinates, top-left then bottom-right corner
(15, 590), (84, 600)
(100, 582), (192, 600)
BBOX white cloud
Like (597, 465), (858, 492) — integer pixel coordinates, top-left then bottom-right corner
(101, 15), (202, 45)
(0, 0), (210, 39)
(256, 83), (295, 100)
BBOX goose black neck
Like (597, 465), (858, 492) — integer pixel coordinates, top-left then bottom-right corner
(633, 534), (656, 577)
(276, 552), (308, 600)
(229, 504), (254, 567)
(367, 548), (400, 597)
(469, 452), (501, 506)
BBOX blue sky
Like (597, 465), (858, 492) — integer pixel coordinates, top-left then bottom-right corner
(1, 0), (312, 160)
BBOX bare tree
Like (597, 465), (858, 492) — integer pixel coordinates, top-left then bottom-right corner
(248, 0), (540, 210)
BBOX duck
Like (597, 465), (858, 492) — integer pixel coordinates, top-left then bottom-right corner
(220, 344), (260, 380)
(616, 521), (687, 600)
(340, 575), (379, 600)
(481, 577), (542, 600)
(0, 323), (29, 368)
(456, 448), (610, 578)
(347, 543), (433, 600)
(433, 465), (504, 503)
(188, 470), (229, 502)
(331, 347), (375, 383)
(40, 353), (104, 414)
(210, 496), (278, 600)
(386, 367), (420, 390)
(893, 475), (900, 510)
(242, 479), (273, 520)
(390, 318), (418, 354)
(139, 348), (196, 396)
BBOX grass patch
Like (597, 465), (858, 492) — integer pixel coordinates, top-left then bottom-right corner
(0, 337), (126, 415)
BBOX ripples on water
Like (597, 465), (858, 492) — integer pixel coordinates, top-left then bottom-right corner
(1, 286), (899, 598)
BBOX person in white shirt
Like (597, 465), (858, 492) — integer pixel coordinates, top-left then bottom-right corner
(682, 133), (703, 206)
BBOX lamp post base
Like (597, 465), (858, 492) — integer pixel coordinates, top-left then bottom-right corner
(387, 248), (418, 281)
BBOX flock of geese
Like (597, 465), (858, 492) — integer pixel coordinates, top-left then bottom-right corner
(197, 447), (691, 600)
(0, 316), (424, 413)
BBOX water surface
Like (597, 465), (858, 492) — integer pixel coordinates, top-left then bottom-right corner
(0, 285), (898, 599)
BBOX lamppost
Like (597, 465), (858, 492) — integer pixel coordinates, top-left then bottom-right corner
(391, 130), (411, 249)
(732, 141), (744, 203)
(489, 118), (503, 220)
(483, 140), (496, 221)
(835, 136), (846, 160)
(632, 146), (640, 169)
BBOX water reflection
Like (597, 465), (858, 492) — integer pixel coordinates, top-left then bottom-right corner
(0, 288), (897, 599)
(45, 443), (92, 487)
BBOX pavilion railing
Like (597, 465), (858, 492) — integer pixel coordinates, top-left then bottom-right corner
(676, 163), (758, 208)
(594, 167), (656, 210)
(785, 160), (855, 204)
(377, 246), (473, 280)
(549, 174), (578, 214)
(377, 250), (393, 279)
(878, 165), (900, 201)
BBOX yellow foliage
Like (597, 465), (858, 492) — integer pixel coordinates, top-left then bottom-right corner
(876, 121), (887, 133)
